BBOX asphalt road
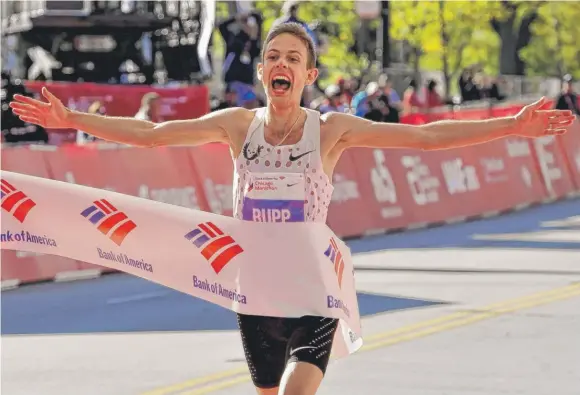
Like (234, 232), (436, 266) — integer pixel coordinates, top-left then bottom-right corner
(2, 199), (580, 395)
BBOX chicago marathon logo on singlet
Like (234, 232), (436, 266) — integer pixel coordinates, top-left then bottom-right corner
(242, 174), (305, 223)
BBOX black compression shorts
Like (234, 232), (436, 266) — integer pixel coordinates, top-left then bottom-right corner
(237, 313), (339, 389)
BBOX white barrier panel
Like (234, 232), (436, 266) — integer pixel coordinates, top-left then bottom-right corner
(0, 171), (362, 358)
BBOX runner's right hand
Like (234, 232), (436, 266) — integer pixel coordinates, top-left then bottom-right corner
(9, 87), (71, 129)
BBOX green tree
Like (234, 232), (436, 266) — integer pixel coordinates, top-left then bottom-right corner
(389, 1), (438, 76)
(434, 1), (504, 96)
(490, 1), (544, 76)
(212, 1), (364, 87)
(210, 2), (232, 63)
(254, 0), (365, 85)
(519, 2), (580, 80)
(391, 1), (502, 96)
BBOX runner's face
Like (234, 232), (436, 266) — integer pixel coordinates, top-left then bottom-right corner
(258, 33), (318, 106)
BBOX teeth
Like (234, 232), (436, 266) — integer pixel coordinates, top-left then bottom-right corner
(273, 75), (290, 82)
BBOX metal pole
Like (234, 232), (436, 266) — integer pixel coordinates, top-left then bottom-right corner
(380, 0), (390, 69)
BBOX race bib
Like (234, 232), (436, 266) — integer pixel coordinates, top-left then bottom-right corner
(242, 173), (305, 223)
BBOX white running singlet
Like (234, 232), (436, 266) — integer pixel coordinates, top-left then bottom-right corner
(233, 107), (333, 224)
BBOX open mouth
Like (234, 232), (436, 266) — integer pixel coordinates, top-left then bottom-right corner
(271, 75), (291, 93)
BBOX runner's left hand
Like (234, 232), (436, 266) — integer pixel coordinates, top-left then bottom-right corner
(514, 97), (576, 137)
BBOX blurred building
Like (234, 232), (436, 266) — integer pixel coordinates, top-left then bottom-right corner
(1, 0), (216, 85)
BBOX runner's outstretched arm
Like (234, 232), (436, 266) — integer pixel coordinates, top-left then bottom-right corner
(9, 87), (237, 148)
(332, 97), (575, 151)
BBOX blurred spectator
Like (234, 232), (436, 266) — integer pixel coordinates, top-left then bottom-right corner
(351, 81), (381, 117)
(402, 79), (423, 115)
(274, 2), (318, 49)
(459, 68), (481, 102)
(319, 84), (347, 114)
(480, 76), (505, 101)
(380, 95), (400, 123)
(273, 1), (324, 99)
(554, 75), (580, 115)
(424, 79), (444, 109)
(76, 101), (106, 145)
(364, 92), (400, 124)
(377, 74), (401, 109)
(336, 77), (355, 106)
(214, 85), (238, 111)
(219, 11), (262, 105)
(240, 90), (263, 109)
(135, 92), (161, 121)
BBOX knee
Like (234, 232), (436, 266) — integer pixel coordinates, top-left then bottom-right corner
(256, 388), (279, 395)
(281, 388), (322, 395)
(278, 362), (324, 395)
(278, 384), (314, 395)
(279, 389), (310, 395)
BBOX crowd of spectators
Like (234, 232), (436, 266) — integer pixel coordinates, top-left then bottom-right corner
(207, 5), (526, 123)
(2, 3), (579, 146)
(210, 67), (517, 125)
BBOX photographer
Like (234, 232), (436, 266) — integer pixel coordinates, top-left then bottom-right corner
(218, 11), (263, 105)
(555, 75), (580, 116)
(273, 2), (318, 49)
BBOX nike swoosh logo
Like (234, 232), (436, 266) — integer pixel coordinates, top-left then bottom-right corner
(287, 183), (299, 187)
(289, 150), (315, 161)
(289, 346), (317, 355)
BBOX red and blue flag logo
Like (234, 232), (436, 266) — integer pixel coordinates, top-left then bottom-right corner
(185, 222), (244, 274)
(324, 237), (345, 288)
(1, 179), (36, 223)
(80, 199), (137, 246)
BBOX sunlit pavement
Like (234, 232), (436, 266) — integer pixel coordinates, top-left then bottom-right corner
(2, 199), (580, 395)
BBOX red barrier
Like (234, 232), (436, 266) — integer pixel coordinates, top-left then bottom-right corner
(455, 138), (547, 211)
(347, 147), (433, 231)
(0, 147), (83, 282)
(2, 102), (580, 286)
(400, 103), (534, 125)
(558, 121), (580, 189)
(43, 145), (208, 210)
(24, 81), (210, 121)
(41, 144), (211, 274)
(0, 146), (50, 177)
(22, 81), (210, 145)
(327, 150), (378, 237)
(343, 141), (548, 232)
(187, 144), (235, 217)
(529, 135), (577, 199)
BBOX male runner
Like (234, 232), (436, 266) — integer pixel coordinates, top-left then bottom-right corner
(10, 22), (575, 395)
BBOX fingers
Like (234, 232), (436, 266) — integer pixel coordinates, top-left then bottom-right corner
(11, 107), (39, 118)
(547, 109), (573, 117)
(42, 87), (59, 104)
(545, 112), (575, 124)
(18, 115), (43, 126)
(9, 102), (40, 112)
(11, 108), (39, 119)
(546, 128), (567, 135)
(550, 116), (576, 125)
(12, 94), (50, 108)
(545, 117), (574, 135)
(9, 102), (42, 119)
(10, 107), (28, 116)
(528, 96), (546, 110)
(559, 118), (576, 126)
(11, 87), (60, 110)
(540, 109), (573, 117)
